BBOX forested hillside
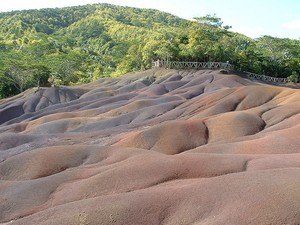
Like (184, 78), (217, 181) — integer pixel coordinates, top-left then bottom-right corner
(0, 3), (299, 98)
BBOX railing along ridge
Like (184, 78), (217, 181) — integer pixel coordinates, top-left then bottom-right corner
(152, 60), (234, 70)
(152, 60), (290, 84)
(244, 71), (288, 83)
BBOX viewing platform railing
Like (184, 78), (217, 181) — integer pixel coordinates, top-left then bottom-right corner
(244, 71), (288, 83)
(152, 60), (291, 83)
(152, 60), (234, 70)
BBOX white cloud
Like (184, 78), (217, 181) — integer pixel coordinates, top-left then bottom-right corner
(283, 19), (300, 29)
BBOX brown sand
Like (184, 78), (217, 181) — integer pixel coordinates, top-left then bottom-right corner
(0, 68), (300, 224)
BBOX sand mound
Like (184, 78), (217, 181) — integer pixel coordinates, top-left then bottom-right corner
(0, 68), (300, 224)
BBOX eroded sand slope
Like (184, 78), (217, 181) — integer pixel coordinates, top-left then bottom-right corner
(0, 69), (300, 225)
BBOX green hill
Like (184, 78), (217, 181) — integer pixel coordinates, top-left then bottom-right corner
(0, 3), (299, 98)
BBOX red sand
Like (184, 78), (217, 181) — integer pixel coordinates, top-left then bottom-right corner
(0, 68), (300, 224)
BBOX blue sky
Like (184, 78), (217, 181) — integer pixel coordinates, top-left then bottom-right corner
(0, 0), (299, 39)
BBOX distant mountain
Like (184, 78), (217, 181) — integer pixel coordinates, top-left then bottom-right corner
(0, 3), (299, 98)
(0, 4), (187, 34)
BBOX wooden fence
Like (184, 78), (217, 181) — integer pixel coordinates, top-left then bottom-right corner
(152, 60), (291, 84)
(152, 60), (234, 70)
(244, 71), (288, 83)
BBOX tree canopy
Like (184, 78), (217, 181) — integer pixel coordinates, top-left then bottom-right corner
(0, 4), (299, 98)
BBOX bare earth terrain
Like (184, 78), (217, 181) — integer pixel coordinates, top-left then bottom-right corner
(0, 68), (300, 225)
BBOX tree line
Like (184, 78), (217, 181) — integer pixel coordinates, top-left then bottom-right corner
(0, 4), (299, 98)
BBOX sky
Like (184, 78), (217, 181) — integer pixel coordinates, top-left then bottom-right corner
(0, 0), (299, 40)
